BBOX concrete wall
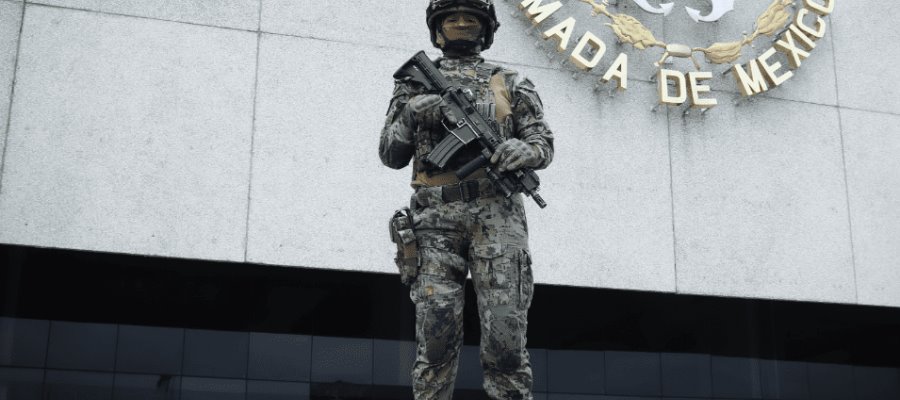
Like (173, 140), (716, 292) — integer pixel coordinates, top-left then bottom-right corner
(0, 0), (897, 308)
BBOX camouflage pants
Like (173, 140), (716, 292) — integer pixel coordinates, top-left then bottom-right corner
(409, 181), (535, 400)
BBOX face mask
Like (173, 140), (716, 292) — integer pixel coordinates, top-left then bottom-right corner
(440, 12), (483, 43)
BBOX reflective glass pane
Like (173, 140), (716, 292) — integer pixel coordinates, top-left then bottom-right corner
(247, 380), (310, 400)
(604, 351), (661, 396)
(530, 348), (548, 393)
(116, 325), (184, 375)
(45, 370), (114, 400)
(711, 355), (762, 399)
(547, 394), (603, 400)
(0, 318), (49, 368)
(373, 339), (415, 387)
(112, 373), (180, 400)
(0, 367), (43, 400)
(249, 332), (311, 382)
(183, 329), (248, 379)
(46, 321), (117, 371)
(853, 365), (900, 400)
(456, 345), (483, 390)
(548, 350), (604, 394)
(760, 359), (809, 399)
(310, 336), (372, 384)
(181, 377), (244, 400)
(661, 352), (712, 398)
(808, 362), (854, 400)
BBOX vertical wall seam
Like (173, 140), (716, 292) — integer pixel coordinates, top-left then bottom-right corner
(828, 18), (859, 304)
(256, 0), (262, 32)
(0, 0), (26, 210)
(661, 15), (679, 294)
(243, 22), (263, 263)
(666, 99), (678, 294)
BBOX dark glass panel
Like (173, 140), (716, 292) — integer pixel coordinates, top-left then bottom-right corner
(247, 380), (310, 400)
(0, 317), (48, 368)
(182, 329), (248, 379)
(604, 351), (661, 396)
(711, 355), (763, 399)
(45, 370), (114, 400)
(310, 336), (373, 385)
(808, 362), (854, 400)
(660, 352), (712, 398)
(759, 359), (809, 399)
(0, 367), (43, 400)
(180, 377), (244, 400)
(46, 321), (117, 371)
(116, 325), (184, 375)
(456, 345), (483, 390)
(112, 373), (180, 400)
(249, 332), (311, 382)
(530, 348), (548, 393)
(373, 339), (416, 387)
(309, 382), (370, 400)
(547, 350), (604, 395)
(547, 394), (603, 400)
(853, 365), (900, 400)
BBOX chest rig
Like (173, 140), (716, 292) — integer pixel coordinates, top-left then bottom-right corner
(413, 57), (511, 179)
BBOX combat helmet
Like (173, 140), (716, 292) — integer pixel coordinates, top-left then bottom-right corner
(427, 0), (500, 51)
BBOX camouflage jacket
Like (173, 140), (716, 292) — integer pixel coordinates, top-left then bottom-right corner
(379, 55), (554, 187)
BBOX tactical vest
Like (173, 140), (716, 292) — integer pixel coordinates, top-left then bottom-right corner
(412, 58), (513, 187)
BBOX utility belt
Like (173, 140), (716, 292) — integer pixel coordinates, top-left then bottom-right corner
(413, 178), (499, 208)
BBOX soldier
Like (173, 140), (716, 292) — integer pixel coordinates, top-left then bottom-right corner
(380, 1), (553, 399)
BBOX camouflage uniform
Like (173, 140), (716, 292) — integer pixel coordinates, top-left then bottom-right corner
(380, 53), (554, 400)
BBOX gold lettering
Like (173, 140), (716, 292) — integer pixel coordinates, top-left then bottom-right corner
(775, 29), (812, 70)
(542, 17), (577, 52)
(519, 0), (563, 24)
(658, 69), (687, 105)
(570, 32), (607, 70)
(787, 24), (817, 51)
(757, 47), (793, 87)
(732, 60), (769, 97)
(602, 53), (629, 90)
(796, 8), (826, 39)
(687, 71), (717, 108)
(804, 0), (834, 16)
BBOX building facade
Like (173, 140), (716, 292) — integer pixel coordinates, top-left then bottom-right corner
(0, 0), (898, 399)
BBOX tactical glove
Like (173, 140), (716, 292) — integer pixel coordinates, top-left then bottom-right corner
(407, 94), (457, 129)
(490, 138), (541, 172)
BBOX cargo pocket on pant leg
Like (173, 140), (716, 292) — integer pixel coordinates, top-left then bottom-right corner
(473, 243), (515, 305)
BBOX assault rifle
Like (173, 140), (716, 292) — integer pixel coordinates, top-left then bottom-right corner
(393, 51), (547, 209)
